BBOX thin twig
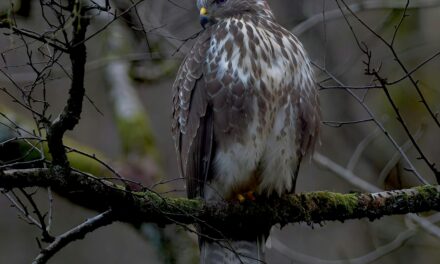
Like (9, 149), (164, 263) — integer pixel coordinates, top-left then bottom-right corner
(338, 0), (440, 128)
(19, 188), (54, 242)
(346, 127), (381, 171)
(323, 118), (374, 128)
(313, 62), (427, 184)
(378, 128), (424, 184)
(291, 0), (440, 35)
(271, 228), (416, 264)
(32, 209), (115, 264)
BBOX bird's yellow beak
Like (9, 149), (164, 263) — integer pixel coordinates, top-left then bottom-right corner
(200, 7), (208, 16)
(199, 7), (210, 28)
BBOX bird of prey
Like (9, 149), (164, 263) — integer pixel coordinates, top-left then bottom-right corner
(172, 0), (320, 263)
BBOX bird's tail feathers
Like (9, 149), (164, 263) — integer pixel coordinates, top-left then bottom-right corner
(200, 236), (266, 264)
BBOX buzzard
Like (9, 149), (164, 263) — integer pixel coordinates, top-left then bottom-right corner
(172, 0), (320, 263)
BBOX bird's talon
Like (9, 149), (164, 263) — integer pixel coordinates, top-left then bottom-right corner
(246, 191), (256, 201)
(237, 194), (246, 203)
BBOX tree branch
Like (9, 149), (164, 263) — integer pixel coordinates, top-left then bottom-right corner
(0, 26), (69, 53)
(292, 0), (440, 35)
(1, 168), (439, 238)
(46, 11), (89, 169)
(32, 209), (115, 264)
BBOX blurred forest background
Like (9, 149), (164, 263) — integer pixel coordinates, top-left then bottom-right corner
(1, 0), (440, 263)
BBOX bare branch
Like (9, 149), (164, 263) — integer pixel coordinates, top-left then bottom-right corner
(19, 188), (54, 242)
(46, 11), (89, 169)
(338, 0), (440, 128)
(334, 0), (440, 182)
(373, 71), (440, 182)
(292, 0), (440, 35)
(271, 228), (416, 264)
(32, 210), (115, 264)
(0, 26), (69, 53)
(313, 62), (428, 184)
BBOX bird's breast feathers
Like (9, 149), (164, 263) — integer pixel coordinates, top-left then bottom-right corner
(199, 16), (316, 199)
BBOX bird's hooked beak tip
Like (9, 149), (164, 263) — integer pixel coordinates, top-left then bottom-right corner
(200, 7), (208, 16)
(199, 7), (209, 28)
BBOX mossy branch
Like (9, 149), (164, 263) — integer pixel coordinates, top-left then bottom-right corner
(46, 10), (89, 169)
(1, 168), (439, 237)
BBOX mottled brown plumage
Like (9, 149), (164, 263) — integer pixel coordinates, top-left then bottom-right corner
(172, 0), (320, 263)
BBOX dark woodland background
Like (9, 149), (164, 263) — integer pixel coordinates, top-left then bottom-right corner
(1, 0), (440, 263)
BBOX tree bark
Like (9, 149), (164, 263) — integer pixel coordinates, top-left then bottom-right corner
(1, 168), (439, 237)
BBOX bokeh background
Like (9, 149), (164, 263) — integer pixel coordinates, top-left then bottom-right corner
(1, 0), (440, 263)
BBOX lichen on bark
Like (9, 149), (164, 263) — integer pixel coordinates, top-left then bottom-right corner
(1, 168), (439, 236)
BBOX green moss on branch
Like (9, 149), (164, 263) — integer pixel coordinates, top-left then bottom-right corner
(1, 169), (439, 237)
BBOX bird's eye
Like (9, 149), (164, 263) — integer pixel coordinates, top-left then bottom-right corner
(215, 0), (227, 4)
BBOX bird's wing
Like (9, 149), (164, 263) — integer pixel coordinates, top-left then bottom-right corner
(172, 29), (214, 199)
(293, 51), (321, 158)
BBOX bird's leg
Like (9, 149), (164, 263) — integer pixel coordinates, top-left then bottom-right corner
(234, 170), (261, 202)
(235, 190), (257, 202)
(245, 191), (256, 200)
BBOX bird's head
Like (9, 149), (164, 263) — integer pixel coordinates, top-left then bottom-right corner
(196, 0), (273, 28)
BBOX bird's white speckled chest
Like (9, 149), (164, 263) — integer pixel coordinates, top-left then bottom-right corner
(202, 17), (312, 200)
